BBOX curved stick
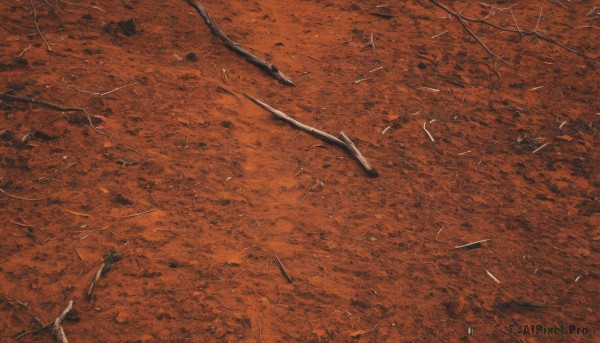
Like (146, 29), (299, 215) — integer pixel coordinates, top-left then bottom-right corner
(185, 0), (295, 86)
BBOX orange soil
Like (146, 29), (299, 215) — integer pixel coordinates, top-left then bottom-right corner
(0, 0), (598, 342)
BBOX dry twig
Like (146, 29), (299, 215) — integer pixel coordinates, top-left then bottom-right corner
(244, 94), (379, 177)
(274, 255), (293, 283)
(122, 209), (157, 219)
(87, 250), (122, 301)
(184, 0), (295, 86)
(15, 300), (74, 342)
(0, 188), (45, 201)
(339, 132), (379, 178)
(430, 0), (598, 61)
(244, 94), (345, 146)
(28, 0), (62, 56)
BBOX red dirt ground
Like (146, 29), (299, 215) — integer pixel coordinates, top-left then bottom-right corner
(1, 0), (598, 342)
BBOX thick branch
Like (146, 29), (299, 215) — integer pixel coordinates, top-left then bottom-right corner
(184, 0), (295, 86)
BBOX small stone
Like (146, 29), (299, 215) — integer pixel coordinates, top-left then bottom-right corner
(115, 311), (130, 324)
(227, 258), (243, 266)
(445, 296), (466, 315)
(139, 334), (154, 342)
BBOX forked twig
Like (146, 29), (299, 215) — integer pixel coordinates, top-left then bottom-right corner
(15, 300), (74, 342)
(244, 94), (379, 177)
(184, 0), (295, 86)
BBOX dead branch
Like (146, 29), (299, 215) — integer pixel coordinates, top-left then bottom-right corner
(429, 0), (598, 63)
(274, 255), (293, 283)
(429, 0), (512, 71)
(0, 93), (84, 112)
(87, 250), (122, 301)
(15, 300), (74, 342)
(28, 0), (62, 56)
(244, 94), (379, 177)
(244, 94), (345, 147)
(184, 0), (295, 86)
(1, 92), (143, 156)
(339, 132), (379, 178)
(52, 301), (74, 343)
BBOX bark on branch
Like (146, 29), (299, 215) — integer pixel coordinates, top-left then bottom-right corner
(184, 0), (295, 86)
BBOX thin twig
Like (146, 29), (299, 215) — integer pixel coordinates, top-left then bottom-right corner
(485, 269), (501, 284)
(423, 122), (435, 142)
(0, 188), (46, 201)
(122, 209), (157, 219)
(61, 82), (138, 97)
(15, 300), (74, 342)
(51, 301), (74, 343)
(430, 0), (598, 61)
(28, 0), (61, 56)
(1, 93), (143, 156)
(429, 0), (512, 71)
(532, 142), (549, 154)
(274, 255), (293, 283)
(87, 250), (122, 301)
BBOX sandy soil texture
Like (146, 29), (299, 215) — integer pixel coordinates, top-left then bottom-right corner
(1, 0), (598, 342)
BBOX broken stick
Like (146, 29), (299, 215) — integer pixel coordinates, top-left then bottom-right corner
(244, 94), (345, 147)
(339, 132), (379, 178)
(184, 0), (295, 86)
(245, 94), (379, 177)
(52, 300), (74, 343)
(15, 300), (74, 342)
(87, 250), (122, 301)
